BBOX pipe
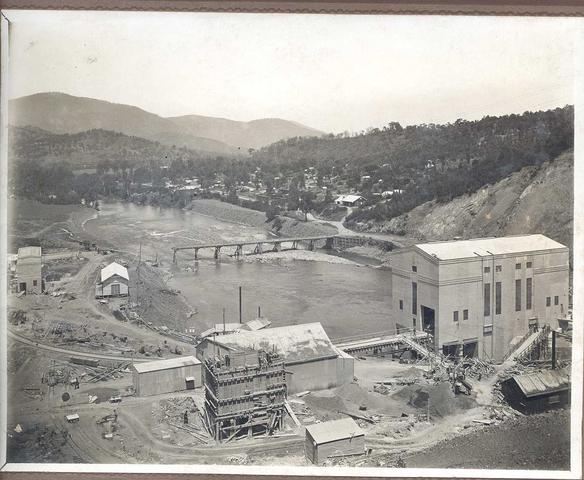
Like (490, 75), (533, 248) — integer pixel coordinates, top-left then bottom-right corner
(239, 286), (242, 324)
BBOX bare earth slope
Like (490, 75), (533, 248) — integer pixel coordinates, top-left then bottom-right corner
(363, 151), (573, 249)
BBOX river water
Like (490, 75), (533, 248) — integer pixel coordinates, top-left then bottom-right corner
(83, 202), (395, 339)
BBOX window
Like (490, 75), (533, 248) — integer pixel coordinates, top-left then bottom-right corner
(484, 266), (491, 274)
(526, 278), (532, 310)
(495, 265), (502, 272)
(527, 261), (532, 268)
(453, 311), (459, 322)
(554, 296), (559, 306)
(484, 283), (491, 316)
(412, 282), (417, 315)
(515, 279), (521, 312)
(399, 299), (403, 311)
(483, 324), (493, 335)
(515, 263), (521, 270)
(546, 297), (551, 307)
(495, 282), (502, 315)
(33, 280), (38, 287)
(412, 265), (417, 272)
(463, 309), (469, 320)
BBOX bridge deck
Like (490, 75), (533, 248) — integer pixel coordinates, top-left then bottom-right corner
(173, 236), (334, 251)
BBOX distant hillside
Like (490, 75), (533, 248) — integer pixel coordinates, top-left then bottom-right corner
(354, 151), (573, 250)
(8, 126), (212, 168)
(9, 92), (323, 154)
(168, 115), (323, 151)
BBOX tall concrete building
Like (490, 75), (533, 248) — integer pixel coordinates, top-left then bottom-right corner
(390, 234), (569, 362)
(16, 246), (43, 294)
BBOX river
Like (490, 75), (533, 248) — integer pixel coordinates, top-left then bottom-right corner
(83, 202), (396, 339)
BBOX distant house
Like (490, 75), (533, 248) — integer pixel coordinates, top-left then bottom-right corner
(95, 262), (129, 298)
(381, 189), (404, 199)
(16, 246), (43, 294)
(305, 417), (365, 464)
(334, 195), (366, 207)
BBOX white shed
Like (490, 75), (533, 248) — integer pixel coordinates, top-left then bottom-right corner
(95, 262), (129, 298)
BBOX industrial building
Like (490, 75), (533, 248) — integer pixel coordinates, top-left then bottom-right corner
(131, 356), (202, 396)
(196, 323), (354, 394)
(203, 349), (287, 442)
(305, 417), (365, 464)
(95, 262), (129, 298)
(334, 194), (366, 207)
(390, 234), (569, 362)
(16, 246), (43, 294)
(501, 368), (570, 413)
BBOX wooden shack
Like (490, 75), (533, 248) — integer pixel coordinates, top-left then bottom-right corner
(95, 262), (129, 298)
(305, 417), (365, 464)
(501, 368), (570, 413)
(132, 356), (202, 396)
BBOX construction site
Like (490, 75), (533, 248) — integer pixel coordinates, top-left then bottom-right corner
(5, 230), (574, 469)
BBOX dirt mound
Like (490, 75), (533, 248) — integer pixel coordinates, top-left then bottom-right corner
(393, 383), (477, 418)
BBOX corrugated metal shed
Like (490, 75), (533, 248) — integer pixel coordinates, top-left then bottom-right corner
(100, 262), (129, 282)
(211, 323), (338, 362)
(132, 356), (200, 374)
(306, 418), (364, 445)
(511, 369), (570, 398)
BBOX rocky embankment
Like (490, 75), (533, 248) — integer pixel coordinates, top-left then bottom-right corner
(354, 151), (573, 250)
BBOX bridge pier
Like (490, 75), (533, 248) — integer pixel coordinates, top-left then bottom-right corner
(214, 246), (221, 259)
(172, 249), (177, 264)
(292, 240), (298, 250)
(308, 240), (315, 251)
(325, 237), (334, 250)
(194, 248), (199, 260)
(272, 242), (281, 252)
(254, 243), (263, 254)
(235, 245), (243, 258)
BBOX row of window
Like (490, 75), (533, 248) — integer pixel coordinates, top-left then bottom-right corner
(453, 309), (469, 322)
(483, 261), (532, 274)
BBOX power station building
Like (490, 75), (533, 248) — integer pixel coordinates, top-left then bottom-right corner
(195, 322), (354, 394)
(390, 234), (569, 362)
(16, 246), (43, 294)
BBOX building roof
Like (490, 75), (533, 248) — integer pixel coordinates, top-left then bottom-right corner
(132, 355), (201, 374)
(509, 368), (570, 398)
(335, 194), (365, 203)
(241, 317), (272, 331)
(17, 246), (42, 259)
(305, 418), (364, 445)
(209, 322), (339, 362)
(415, 234), (567, 261)
(100, 262), (129, 282)
(200, 323), (242, 338)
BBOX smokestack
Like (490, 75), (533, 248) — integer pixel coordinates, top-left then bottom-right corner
(258, 305), (261, 318)
(239, 286), (242, 324)
(551, 330), (557, 369)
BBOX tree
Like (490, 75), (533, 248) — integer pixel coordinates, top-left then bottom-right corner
(265, 204), (280, 222)
(298, 191), (315, 221)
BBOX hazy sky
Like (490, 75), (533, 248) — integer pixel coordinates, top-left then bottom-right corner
(4, 11), (581, 133)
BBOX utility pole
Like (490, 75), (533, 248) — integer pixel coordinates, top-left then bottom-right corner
(427, 395), (430, 422)
(222, 308), (226, 334)
(136, 243), (142, 308)
(551, 330), (557, 369)
(239, 286), (242, 324)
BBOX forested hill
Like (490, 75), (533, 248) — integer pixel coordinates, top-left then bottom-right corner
(251, 106), (573, 221)
(8, 126), (216, 168)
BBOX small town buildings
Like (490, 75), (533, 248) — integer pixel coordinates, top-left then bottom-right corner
(501, 368), (570, 413)
(334, 195), (366, 207)
(16, 246), (43, 294)
(131, 356), (202, 396)
(305, 417), (365, 464)
(95, 262), (129, 298)
(390, 234), (569, 362)
(195, 322), (354, 394)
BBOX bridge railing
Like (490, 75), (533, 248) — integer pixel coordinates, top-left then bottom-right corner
(331, 326), (421, 345)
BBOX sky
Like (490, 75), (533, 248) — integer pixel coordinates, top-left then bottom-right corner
(4, 11), (581, 133)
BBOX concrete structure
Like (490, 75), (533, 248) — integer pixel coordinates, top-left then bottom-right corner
(16, 246), (43, 294)
(95, 262), (129, 298)
(501, 368), (570, 413)
(390, 234), (569, 362)
(305, 417), (365, 464)
(335, 194), (366, 207)
(196, 323), (354, 394)
(132, 356), (202, 396)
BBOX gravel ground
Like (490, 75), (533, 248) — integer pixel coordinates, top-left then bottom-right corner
(403, 408), (571, 470)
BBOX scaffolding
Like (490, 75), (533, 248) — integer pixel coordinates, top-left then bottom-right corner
(202, 349), (287, 442)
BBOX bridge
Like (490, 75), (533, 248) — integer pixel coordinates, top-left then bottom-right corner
(333, 328), (433, 356)
(172, 235), (393, 263)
